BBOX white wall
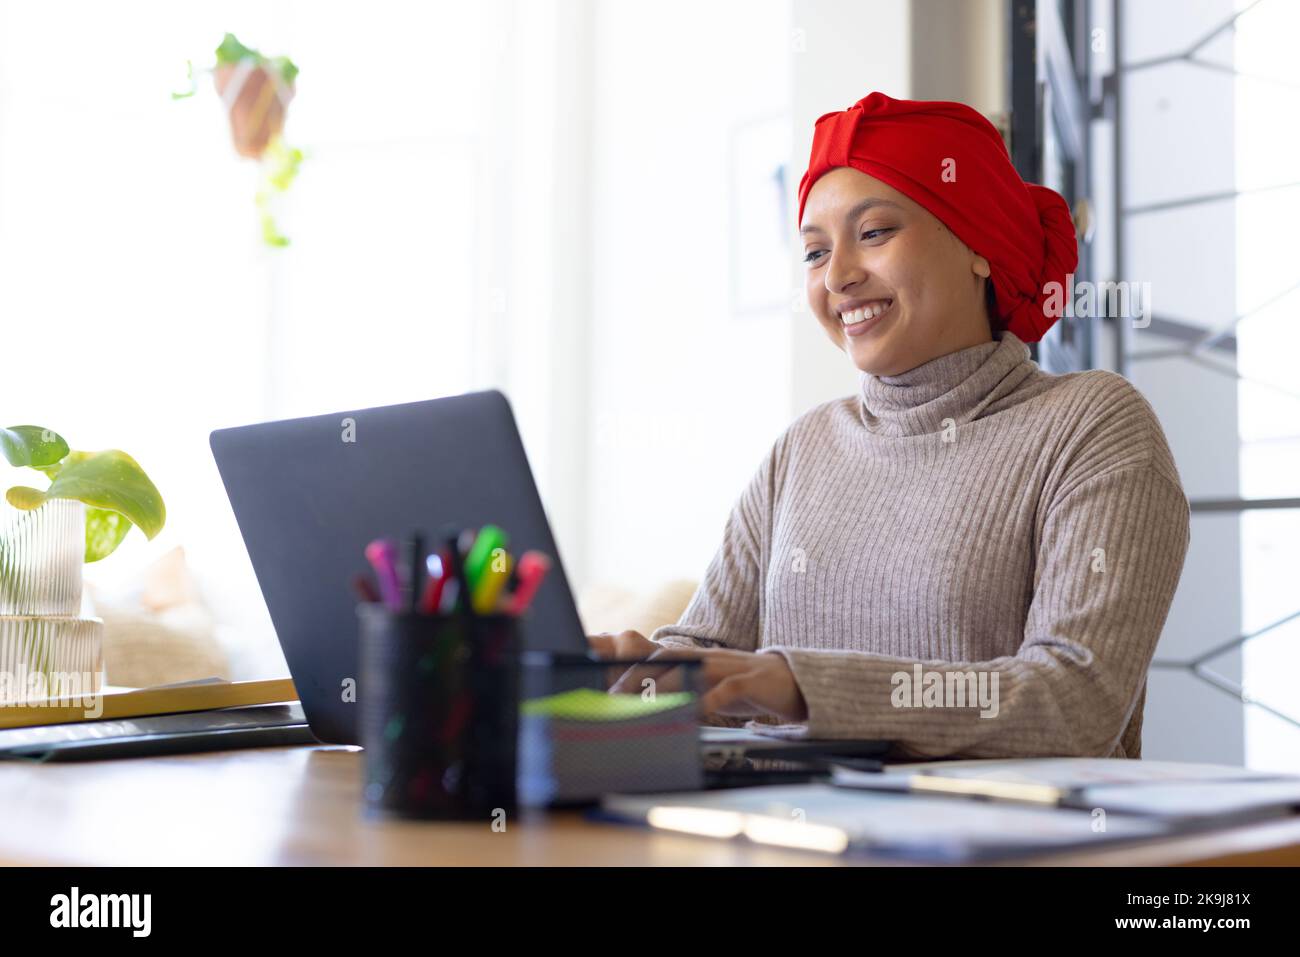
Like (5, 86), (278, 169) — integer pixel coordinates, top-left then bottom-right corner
(785, 0), (1006, 417)
(493, 0), (596, 600)
(579, 0), (795, 592)
(910, 0), (1006, 112)
(788, 0), (911, 416)
(574, 0), (1012, 585)
(578, 0), (970, 591)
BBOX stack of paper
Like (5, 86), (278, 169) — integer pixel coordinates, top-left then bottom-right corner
(831, 757), (1300, 828)
(519, 688), (701, 806)
(599, 784), (1170, 862)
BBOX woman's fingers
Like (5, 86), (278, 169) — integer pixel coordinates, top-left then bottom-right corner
(700, 672), (757, 715)
(607, 646), (702, 695)
(589, 631), (677, 688)
(601, 647), (806, 722)
(596, 642), (795, 720)
(607, 659), (687, 696)
(586, 630), (659, 661)
(586, 632), (616, 658)
(699, 653), (808, 721)
(608, 646), (744, 698)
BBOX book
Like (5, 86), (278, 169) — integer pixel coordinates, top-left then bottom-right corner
(0, 676), (298, 730)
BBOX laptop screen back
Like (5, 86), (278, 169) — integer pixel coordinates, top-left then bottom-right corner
(210, 390), (588, 744)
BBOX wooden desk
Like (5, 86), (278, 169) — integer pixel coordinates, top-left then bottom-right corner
(1, 744), (1298, 866)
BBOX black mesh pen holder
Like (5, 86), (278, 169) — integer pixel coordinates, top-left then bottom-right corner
(517, 651), (705, 807)
(357, 604), (520, 821)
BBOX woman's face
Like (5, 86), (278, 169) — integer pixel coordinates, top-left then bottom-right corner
(801, 167), (993, 376)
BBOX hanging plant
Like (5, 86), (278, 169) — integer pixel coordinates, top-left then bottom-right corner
(174, 33), (303, 247)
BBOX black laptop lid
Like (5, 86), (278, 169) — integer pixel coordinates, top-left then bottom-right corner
(210, 390), (588, 744)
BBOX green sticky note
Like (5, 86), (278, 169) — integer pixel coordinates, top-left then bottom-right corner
(520, 688), (696, 721)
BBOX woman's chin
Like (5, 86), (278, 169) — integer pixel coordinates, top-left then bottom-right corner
(845, 318), (902, 373)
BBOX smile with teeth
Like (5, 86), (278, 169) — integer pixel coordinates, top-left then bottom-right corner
(839, 299), (893, 332)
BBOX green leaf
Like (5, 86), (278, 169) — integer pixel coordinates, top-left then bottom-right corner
(0, 425), (69, 468)
(214, 33), (297, 86)
(260, 206), (290, 247)
(215, 32), (259, 66)
(4, 450), (166, 555)
(84, 506), (134, 563)
(264, 138), (303, 192)
(5, 486), (46, 509)
(270, 55), (299, 86)
(171, 59), (198, 100)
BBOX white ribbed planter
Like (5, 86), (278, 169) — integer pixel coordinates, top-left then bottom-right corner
(0, 499), (103, 704)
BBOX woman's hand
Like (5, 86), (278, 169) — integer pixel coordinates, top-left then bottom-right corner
(608, 646), (809, 724)
(586, 630), (660, 662)
(587, 630), (663, 690)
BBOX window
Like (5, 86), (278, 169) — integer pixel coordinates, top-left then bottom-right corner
(0, 0), (518, 675)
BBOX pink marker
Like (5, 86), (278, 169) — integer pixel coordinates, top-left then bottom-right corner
(364, 538), (403, 611)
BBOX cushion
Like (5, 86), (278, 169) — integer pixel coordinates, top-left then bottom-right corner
(86, 546), (230, 688)
(577, 579), (698, 639)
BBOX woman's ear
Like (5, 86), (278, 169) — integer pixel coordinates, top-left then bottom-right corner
(972, 255), (991, 279)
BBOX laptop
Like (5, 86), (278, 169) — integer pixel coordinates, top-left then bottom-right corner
(210, 390), (891, 766)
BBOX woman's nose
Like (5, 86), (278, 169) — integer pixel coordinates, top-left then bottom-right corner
(825, 249), (866, 295)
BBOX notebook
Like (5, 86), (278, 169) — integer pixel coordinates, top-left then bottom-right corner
(0, 676), (299, 730)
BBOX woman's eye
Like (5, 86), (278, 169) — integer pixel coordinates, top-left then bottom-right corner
(804, 228), (893, 264)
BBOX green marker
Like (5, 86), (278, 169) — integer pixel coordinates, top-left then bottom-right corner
(462, 524), (507, 594)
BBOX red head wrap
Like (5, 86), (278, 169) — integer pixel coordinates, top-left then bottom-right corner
(797, 92), (1078, 343)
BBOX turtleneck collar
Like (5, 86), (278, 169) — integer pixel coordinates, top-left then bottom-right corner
(858, 331), (1037, 437)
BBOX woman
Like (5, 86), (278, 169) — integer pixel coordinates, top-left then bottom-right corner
(588, 92), (1190, 760)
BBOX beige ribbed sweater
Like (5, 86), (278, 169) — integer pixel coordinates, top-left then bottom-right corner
(651, 331), (1191, 760)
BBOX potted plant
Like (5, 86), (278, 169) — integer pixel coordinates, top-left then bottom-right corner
(174, 33), (303, 247)
(0, 426), (165, 703)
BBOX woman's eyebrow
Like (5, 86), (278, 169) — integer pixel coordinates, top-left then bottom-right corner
(801, 198), (903, 236)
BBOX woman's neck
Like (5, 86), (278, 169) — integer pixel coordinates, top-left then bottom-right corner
(858, 331), (1035, 437)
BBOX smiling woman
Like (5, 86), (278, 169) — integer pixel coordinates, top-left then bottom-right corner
(800, 171), (999, 376)
(591, 92), (1192, 761)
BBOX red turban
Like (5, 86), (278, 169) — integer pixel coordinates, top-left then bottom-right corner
(797, 92), (1078, 343)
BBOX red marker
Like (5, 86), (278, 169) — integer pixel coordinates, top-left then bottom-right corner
(419, 551), (448, 614)
(505, 551), (551, 616)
